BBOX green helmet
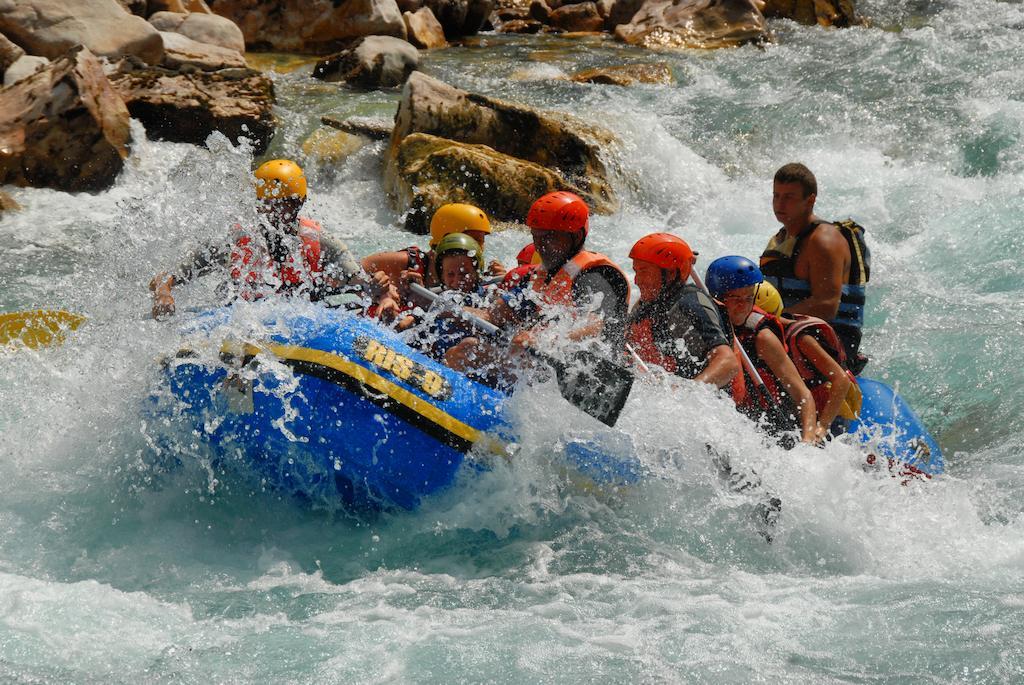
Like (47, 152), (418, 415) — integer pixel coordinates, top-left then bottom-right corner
(434, 232), (484, 280)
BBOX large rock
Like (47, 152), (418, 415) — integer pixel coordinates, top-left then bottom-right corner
(149, 11), (246, 53)
(209, 0), (407, 54)
(603, 0), (644, 28)
(108, 59), (275, 153)
(392, 133), (595, 233)
(322, 114), (393, 140)
(404, 7), (448, 48)
(116, 0), (148, 16)
(570, 62), (674, 86)
(0, 0), (165, 64)
(158, 31), (246, 70)
(385, 72), (617, 229)
(0, 46), (131, 192)
(548, 2), (604, 31)
(0, 190), (21, 212)
(312, 36), (419, 89)
(762, 0), (859, 27)
(3, 55), (48, 86)
(615, 0), (768, 49)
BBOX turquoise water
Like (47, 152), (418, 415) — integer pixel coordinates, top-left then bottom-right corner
(2, 0), (1024, 681)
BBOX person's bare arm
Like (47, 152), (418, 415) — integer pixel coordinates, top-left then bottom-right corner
(784, 224), (848, 320)
(361, 251), (412, 285)
(693, 343), (740, 389)
(755, 329), (817, 443)
(797, 335), (852, 438)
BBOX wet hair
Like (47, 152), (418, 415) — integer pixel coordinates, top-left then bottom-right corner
(774, 163), (817, 198)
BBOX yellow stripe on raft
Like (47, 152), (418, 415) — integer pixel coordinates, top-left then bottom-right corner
(236, 342), (486, 449)
(0, 310), (86, 349)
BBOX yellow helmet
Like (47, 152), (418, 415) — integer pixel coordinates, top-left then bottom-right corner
(755, 280), (784, 317)
(429, 203), (490, 248)
(254, 159), (307, 200)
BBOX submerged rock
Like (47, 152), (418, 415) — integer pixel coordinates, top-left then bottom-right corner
(108, 58), (275, 153)
(0, 0), (165, 64)
(615, 0), (768, 49)
(301, 127), (366, 165)
(209, 0), (407, 54)
(570, 62), (674, 85)
(385, 72), (617, 232)
(321, 114), (394, 140)
(0, 46), (131, 192)
(0, 190), (22, 212)
(149, 11), (247, 53)
(404, 7), (449, 48)
(762, 0), (860, 27)
(392, 132), (591, 233)
(312, 36), (419, 89)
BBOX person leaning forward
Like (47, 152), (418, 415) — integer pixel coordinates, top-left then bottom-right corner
(150, 159), (396, 319)
(760, 163), (871, 372)
(624, 232), (740, 389)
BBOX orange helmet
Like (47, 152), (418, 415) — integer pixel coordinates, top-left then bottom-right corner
(526, 191), (589, 237)
(629, 233), (696, 281)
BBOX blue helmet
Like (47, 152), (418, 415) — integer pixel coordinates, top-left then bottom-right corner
(705, 256), (763, 298)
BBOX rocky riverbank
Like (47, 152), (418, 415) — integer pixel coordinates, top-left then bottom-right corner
(1, 0), (862, 214)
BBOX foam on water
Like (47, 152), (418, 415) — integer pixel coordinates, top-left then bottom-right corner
(3, 0), (1024, 680)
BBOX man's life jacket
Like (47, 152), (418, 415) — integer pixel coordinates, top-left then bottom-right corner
(625, 283), (747, 402)
(760, 219), (871, 345)
(531, 250), (631, 316)
(499, 264), (538, 291)
(229, 218), (323, 300)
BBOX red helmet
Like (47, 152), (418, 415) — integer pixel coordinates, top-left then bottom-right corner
(515, 243), (541, 266)
(629, 233), (696, 281)
(526, 191), (589, 236)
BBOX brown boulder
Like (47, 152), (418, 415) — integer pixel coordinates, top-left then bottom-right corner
(422, 0), (494, 38)
(209, 0), (407, 54)
(549, 2), (605, 31)
(0, 46), (131, 192)
(116, 0), (148, 15)
(148, 0), (212, 13)
(404, 7), (448, 48)
(149, 11), (246, 53)
(385, 72), (617, 229)
(108, 59), (275, 153)
(762, 0), (860, 27)
(158, 31), (247, 70)
(571, 62), (674, 86)
(312, 36), (419, 89)
(495, 18), (545, 33)
(392, 133), (595, 233)
(615, 0), (768, 49)
(4, 56), (49, 87)
(602, 0), (644, 28)
(0, 0), (165, 64)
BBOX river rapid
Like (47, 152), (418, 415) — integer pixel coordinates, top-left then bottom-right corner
(2, 0), (1024, 681)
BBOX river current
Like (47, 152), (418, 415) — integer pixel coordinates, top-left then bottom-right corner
(2, 0), (1023, 681)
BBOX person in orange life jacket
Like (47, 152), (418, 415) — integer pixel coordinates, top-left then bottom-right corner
(150, 159), (397, 319)
(705, 256), (819, 445)
(754, 281), (854, 438)
(624, 233), (740, 388)
(761, 163), (871, 370)
(444, 191), (631, 376)
(361, 203), (504, 305)
(498, 243), (542, 291)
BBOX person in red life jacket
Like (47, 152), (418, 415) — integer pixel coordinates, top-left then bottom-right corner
(498, 243), (542, 291)
(150, 159), (396, 319)
(361, 203), (504, 304)
(754, 281), (856, 438)
(705, 256), (819, 445)
(624, 233), (739, 388)
(761, 163), (871, 372)
(445, 191), (631, 379)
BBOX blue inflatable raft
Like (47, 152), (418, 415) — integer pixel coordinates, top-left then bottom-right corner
(154, 304), (641, 511)
(846, 376), (944, 476)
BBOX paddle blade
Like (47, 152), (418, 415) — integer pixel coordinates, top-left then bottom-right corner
(0, 310), (86, 349)
(546, 350), (634, 427)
